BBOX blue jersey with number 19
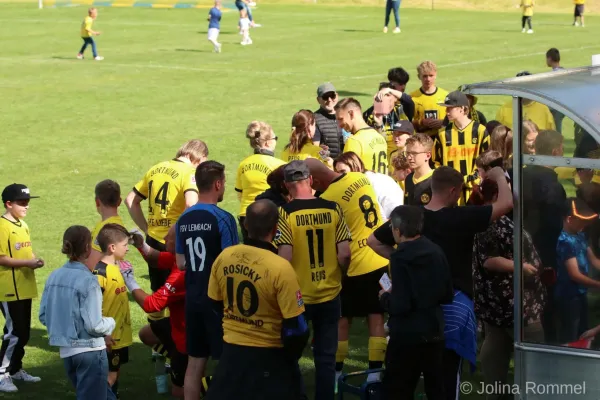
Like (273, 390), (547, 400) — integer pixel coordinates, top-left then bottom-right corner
(175, 203), (239, 306)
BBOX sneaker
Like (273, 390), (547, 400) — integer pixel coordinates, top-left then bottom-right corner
(94, 56), (104, 61)
(393, 27), (401, 33)
(11, 370), (41, 383)
(0, 375), (17, 392)
(527, 29), (533, 34)
(574, 22), (579, 27)
(383, 26), (388, 33)
(76, 53), (83, 60)
(521, 28), (526, 33)
(252, 23), (262, 28)
(216, 43), (222, 53)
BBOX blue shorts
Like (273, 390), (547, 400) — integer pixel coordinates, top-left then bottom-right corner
(185, 299), (223, 359)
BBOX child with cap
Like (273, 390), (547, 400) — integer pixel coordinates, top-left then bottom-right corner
(0, 184), (43, 392)
(555, 197), (600, 344)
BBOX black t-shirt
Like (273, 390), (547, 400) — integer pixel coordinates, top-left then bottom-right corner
(404, 172), (433, 206)
(373, 205), (493, 298)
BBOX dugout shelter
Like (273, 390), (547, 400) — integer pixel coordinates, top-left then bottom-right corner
(464, 66), (600, 400)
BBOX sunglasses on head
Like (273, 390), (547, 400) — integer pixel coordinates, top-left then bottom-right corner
(321, 92), (337, 101)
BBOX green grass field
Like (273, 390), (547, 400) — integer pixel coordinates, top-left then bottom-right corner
(0, 2), (599, 398)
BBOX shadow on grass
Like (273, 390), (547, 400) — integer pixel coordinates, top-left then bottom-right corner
(51, 56), (79, 61)
(339, 29), (373, 32)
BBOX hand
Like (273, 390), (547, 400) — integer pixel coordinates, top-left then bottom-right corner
(523, 263), (538, 276)
(378, 288), (390, 298)
(580, 327), (599, 340)
(374, 88), (391, 102)
(319, 144), (329, 151)
(28, 258), (44, 269)
(104, 335), (116, 351)
(129, 229), (145, 249)
(117, 260), (133, 274)
(96, 31), (101, 36)
(486, 166), (506, 181)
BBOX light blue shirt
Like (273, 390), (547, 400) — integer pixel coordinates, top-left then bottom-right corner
(39, 261), (115, 349)
(208, 7), (222, 30)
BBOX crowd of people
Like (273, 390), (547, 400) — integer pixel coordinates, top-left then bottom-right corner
(2, 46), (600, 400)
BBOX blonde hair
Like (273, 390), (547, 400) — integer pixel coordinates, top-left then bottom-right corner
(246, 121), (274, 149)
(417, 61), (437, 78)
(88, 7), (96, 14)
(176, 140), (208, 164)
(406, 133), (433, 152)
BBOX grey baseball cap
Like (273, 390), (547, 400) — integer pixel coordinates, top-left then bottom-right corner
(283, 160), (310, 183)
(317, 82), (336, 97)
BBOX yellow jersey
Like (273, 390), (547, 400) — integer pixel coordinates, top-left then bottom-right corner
(495, 100), (556, 131)
(411, 87), (449, 137)
(94, 262), (132, 350)
(91, 215), (125, 253)
(208, 241), (305, 348)
(0, 217), (37, 301)
(433, 120), (490, 204)
(521, 0), (534, 16)
(575, 0), (584, 5)
(280, 143), (328, 164)
(319, 172), (388, 276)
(343, 128), (388, 175)
(275, 199), (351, 304)
(81, 16), (94, 38)
(134, 159), (198, 244)
(235, 153), (286, 217)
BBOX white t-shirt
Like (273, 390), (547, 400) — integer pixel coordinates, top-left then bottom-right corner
(365, 171), (404, 219)
(239, 17), (251, 30)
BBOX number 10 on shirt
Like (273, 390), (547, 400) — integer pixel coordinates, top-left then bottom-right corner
(186, 237), (206, 272)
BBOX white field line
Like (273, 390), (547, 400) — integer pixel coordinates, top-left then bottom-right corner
(0, 44), (599, 88)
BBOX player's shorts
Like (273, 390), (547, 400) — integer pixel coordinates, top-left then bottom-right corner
(205, 343), (303, 400)
(145, 236), (171, 293)
(107, 347), (129, 372)
(575, 4), (584, 17)
(186, 300), (223, 359)
(340, 267), (387, 318)
(208, 28), (219, 41)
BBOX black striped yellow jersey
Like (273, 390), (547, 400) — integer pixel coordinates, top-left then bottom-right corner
(433, 120), (489, 202)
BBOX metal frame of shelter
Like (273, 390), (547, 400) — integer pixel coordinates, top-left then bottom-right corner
(463, 66), (600, 399)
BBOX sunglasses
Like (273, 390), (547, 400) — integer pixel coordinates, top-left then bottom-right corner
(321, 92), (337, 101)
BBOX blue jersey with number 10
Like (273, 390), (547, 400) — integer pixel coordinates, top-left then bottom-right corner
(176, 203), (239, 306)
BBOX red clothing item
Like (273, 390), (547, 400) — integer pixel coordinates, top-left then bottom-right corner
(142, 252), (187, 354)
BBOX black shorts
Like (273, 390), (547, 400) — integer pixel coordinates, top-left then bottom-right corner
(185, 301), (223, 359)
(575, 4), (584, 17)
(146, 236), (171, 292)
(205, 343), (303, 400)
(340, 267), (387, 318)
(107, 347), (129, 372)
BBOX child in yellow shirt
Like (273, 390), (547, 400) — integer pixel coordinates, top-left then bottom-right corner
(77, 8), (103, 61)
(520, 0), (534, 34)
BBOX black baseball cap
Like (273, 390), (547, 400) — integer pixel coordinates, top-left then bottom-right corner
(2, 184), (40, 204)
(391, 120), (415, 135)
(284, 161), (310, 183)
(438, 91), (469, 107)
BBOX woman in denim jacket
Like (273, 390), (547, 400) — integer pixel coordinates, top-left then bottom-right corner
(39, 226), (116, 400)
